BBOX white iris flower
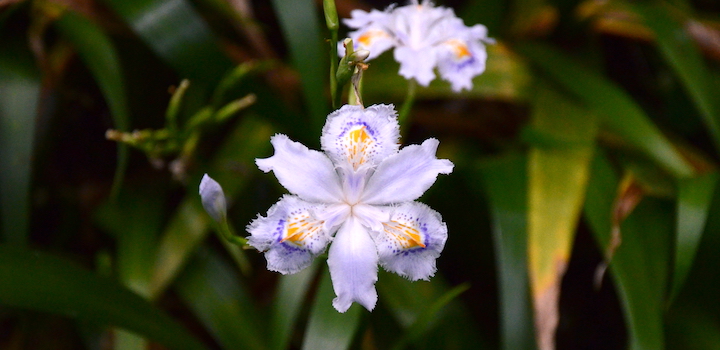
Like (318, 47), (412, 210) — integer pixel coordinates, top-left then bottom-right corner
(340, 0), (492, 92)
(247, 104), (452, 312)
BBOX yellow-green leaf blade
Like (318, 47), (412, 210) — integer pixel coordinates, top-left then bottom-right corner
(527, 86), (598, 350)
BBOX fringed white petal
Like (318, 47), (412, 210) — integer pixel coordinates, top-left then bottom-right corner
(327, 217), (379, 312)
(362, 139), (453, 205)
(374, 202), (447, 280)
(341, 8), (395, 60)
(321, 104), (399, 171)
(256, 134), (343, 203)
(394, 46), (437, 86)
(436, 24), (490, 91)
(247, 195), (332, 274)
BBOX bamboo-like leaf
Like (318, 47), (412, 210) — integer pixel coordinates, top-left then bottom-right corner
(518, 43), (694, 178)
(585, 151), (670, 350)
(634, 4), (720, 152)
(149, 116), (272, 298)
(477, 153), (535, 350)
(175, 247), (267, 350)
(527, 86), (598, 350)
(0, 40), (39, 246)
(0, 245), (209, 350)
(270, 0), (327, 128)
(671, 172), (719, 302)
(55, 10), (130, 198)
(301, 268), (362, 350)
(100, 0), (233, 83)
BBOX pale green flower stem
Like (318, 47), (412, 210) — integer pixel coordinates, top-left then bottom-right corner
(323, 0), (341, 109)
(216, 212), (248, 247)
(398, 79), (417, 135)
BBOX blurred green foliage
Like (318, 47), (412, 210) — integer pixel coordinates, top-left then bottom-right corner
(1, 0), (720, 349)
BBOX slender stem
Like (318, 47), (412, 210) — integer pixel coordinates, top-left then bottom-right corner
(330, 31), (340, 109)
(398, 79), (417, 134)
(323, 0), (340, 109)
(219, 214), (248, 246)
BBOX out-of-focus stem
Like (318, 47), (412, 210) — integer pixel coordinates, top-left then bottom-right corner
(324, 0), (340, 108)
(398, 79), (417, 135)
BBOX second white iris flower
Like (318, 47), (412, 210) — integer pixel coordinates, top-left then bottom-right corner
(340, 0), (493, 92)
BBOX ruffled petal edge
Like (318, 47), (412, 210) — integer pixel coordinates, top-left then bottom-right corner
(247, 195), (333, 274)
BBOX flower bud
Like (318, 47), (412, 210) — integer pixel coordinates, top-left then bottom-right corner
(199, 174), (227, 222)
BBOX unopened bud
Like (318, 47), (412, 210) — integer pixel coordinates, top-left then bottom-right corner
(199, 174), (227, 222)
(350, 49), (370, 63)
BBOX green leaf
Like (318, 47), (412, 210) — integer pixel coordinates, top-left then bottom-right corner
(270, 0), (328, 128)
(100, 0), (233, 83)
(376, 271), (486, 349)
(634, 4), (720, 152)
(389, 283), (470, 350)
(270, 262), (319, 350)
(56, 10), (130, 198)
(671, 172), (719, 302)
(585, 151), (671, 350)
(476, 153), (536, 350)
(95, 182), (167, 298)
(302, 268), (362, 350)
(175, 247), (267, 350)
(518, 42), (694, 178)
(149, 116), (273, 299)
(0, 245), (209, 350)
(0, 37), (40, 246)
(526, 85), (598, 350)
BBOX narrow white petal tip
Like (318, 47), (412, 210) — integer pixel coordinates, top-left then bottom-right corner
(332, 289), (377, 313)
(327, 218), (380, 313)
(199, 174), (227, 222)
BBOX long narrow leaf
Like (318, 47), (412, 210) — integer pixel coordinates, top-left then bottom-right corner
(100, 0), (232, 83)
(270, 262), (320, 350)
(376, 271), (486, 349)
(302, 268), (362, 350)
(526, 86), (598, 350)
(56, 10), (130, 198)
(270, 0), (328, 128)
(477, 153), (535, 350)
(0, 245), (209, 350)
(518, 43), (694, 178)
(389, 283), (470, 350)
(634, 4), (720, 152)
(671, 172), (719, 302)
(0, 39), (40, 246)
(175, 247), (267, 350)
(584, 151), (670, 350)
